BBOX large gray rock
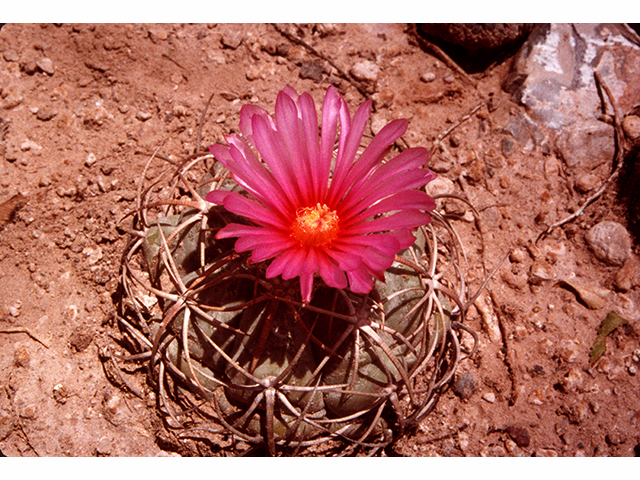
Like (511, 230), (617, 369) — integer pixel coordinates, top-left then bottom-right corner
(585, 221), (632, 266)
(504, 24), (640, 175)
(507, 24), (640, 130)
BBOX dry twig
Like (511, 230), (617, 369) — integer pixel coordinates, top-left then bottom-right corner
(0, 326), (50, 349)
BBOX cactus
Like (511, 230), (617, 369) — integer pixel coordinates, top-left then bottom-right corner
(118, 152), (476, 456)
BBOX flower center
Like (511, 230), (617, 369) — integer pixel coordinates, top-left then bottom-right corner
(291, 203), (339, 247)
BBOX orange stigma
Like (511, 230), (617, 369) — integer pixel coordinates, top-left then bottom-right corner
(291, 203), (339, 247)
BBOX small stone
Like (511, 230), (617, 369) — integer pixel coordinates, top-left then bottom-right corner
(528, 389), (544, 405)
(501, 136), (516, 158)
(299, 60), (324, 83)
(136, 111), (152, 122)
(420, 72), (436, 83)
(575, 173), (600, 193)
(482, 391), (496, 403)
(104, 394), (122, 416)
(452, 373), (476, 400)
(505, 425), (531, 448)
(22, 60), (37, 74)
(19, 404), (37, 420)
(0, 409), (13, 441)
(35, 57), (55, 75)
(35, 107), (56, 121)
(53, 383), (69, 404)
(529, 260), (555, 284)
(559, 279), (608, 309)
(536, 448), (557, 457)
(504, 438), (518, 454)
(69, 329), (93, 352)
(8, 305), (20, 317)
(96, 436), (112, 456)
(556, 339), (581, 363)
(221, 30), (244, 49)
(85, 152), (97, 167)
(561, 367), (585, 393)
(425, 176), (455, 197)
(614, 257), (640, 292)
(3, 50), (19, 62)
(509, 248), (527, 263)
(585, 221), (631, 266)
(350, 60), (380, 83)
(622, 115), (640, 140)
(13, 345), (30, 367)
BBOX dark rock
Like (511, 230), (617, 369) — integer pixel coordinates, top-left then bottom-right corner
(69, 329), (93, 352)
(420, 24), (535, 51)
(452, 373), (476, 400)
(505, 425), (531, 448)
(299, 61), (324, 83)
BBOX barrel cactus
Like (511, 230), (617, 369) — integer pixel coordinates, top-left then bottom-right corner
(117, 86), (476, 455)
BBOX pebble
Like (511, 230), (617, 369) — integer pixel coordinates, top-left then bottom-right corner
(221, 30), (244, 49)
(622, 115), (640, 140)
(96, 436), (112, 456)
(535, 448), (558, 457)
(556, 120), (615, 171)
(452, 373), (476, 400)
(85, 152), (97, 167)
(482, 391), (496, 403)
(69, 329), (93, 352)
(575, 173), (600, 193)
(13, 345), (30, 367)
(350, 60), (380, 83)
(420, 72), (436, 83)
(559, 278), (608, 309)
(104, 394), (122, 416)
(528, 389), (544, 405)
(529, 260), (555, 284)
(35, 107), (57, 121)
(505, 425), (531, 448)
(299, 60), (324, 83)
(53, 383), (69, 404)
(509, 248), (527, 263)
(35, 57), (55, 75)
(19, 404), (38, 420)
(614, 257), (640, 291)
(561, 367), (585, 393)
(556, 339), (581, 363)
(425, 176), (454, 197)
(3, 50), (18, 62)
(136, 111), (152, 122)
(585, 221), (632, 266)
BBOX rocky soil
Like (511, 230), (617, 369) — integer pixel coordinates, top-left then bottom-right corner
(0, 23), (638, 457)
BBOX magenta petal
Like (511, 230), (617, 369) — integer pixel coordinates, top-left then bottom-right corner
(317, 251), (348, 289)
(299, 271), (314, 302)
(345, 210), (432, 235)
(338, 119), (408, 196)
(205, 190), (232, 205)
(328, 100), (372, 204)
(322, 245), (363, 271)
(222, 192), (289, 230)
(344, 189), (436, 226)
(347, 267), (375, 294)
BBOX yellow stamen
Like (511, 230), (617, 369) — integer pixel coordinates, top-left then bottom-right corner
(291, 203), (339, 247)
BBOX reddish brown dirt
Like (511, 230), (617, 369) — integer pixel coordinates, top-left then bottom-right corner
(0, 23), (638, 457)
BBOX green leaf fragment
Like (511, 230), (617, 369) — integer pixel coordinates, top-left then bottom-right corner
(589, 311), (628, 364)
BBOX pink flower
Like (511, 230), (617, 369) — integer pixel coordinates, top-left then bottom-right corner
(206, 86), (436, 302)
